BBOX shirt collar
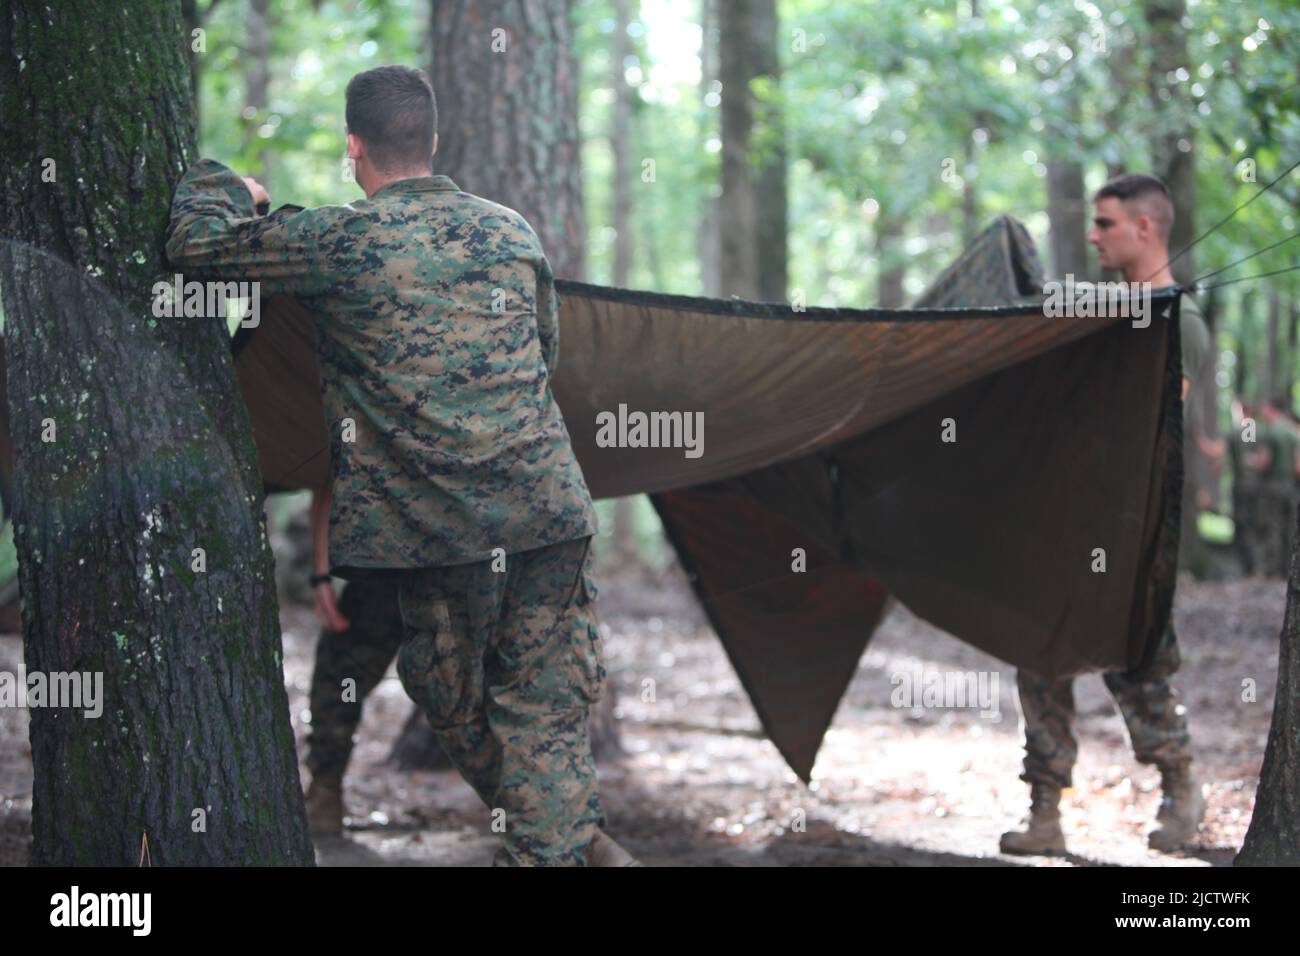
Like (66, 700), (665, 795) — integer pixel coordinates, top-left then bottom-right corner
(371, 174), (459, 199)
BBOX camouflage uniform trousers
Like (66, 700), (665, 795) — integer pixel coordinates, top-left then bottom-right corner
(393, 535), (607, 867)
(1013, 624), (1192, 790)
(306, 575), (405, 779)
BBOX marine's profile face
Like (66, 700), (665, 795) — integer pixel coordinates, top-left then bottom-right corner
(1087, 196), (1144, 272)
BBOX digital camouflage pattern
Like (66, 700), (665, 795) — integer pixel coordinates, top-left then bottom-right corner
(393, 536), (606, 867)
(1011, 294), (1209, 788)
(305, 575), (404, 780)
(165, 159), (598, 571)
(1015, 625), (1192, 789)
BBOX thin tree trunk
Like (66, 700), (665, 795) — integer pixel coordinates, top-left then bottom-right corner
(1238, 289), (1254, 399)
(1285, 292), (1298, 403)
(1196, 286), (1222, 510)
(1266, 285), (1280, 402)
(1145, 0), (1202, 568)
(876, 213), (905, 309)
(718, 0), (787, 301)
(244, 0), (272, 180)
(609, 0), (638, 567)
(751, 0), (786, 302)
(1044, 86), (1088, 279)
(611, 0), (633, 289)
(698, 0), (721, 297)
(0, 0), (312, 865)
(961, 132), (979, 250)
(1143, 0), (1196, 285)
(1046, 158), (1088, 279)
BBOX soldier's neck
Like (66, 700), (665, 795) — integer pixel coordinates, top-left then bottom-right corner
(363, 169), (434, 199)
(1123, 252), (1175, 288)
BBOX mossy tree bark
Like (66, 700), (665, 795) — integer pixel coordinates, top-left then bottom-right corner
(0, 0), (313, 865)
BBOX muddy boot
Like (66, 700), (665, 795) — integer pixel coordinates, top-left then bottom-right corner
(1000, 784), (1066, 856)
(587, 829), (644, 867)
(305, 772), (347, 837)
(1148, 765), (1205, 852)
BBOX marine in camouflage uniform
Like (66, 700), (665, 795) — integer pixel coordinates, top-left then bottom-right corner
(1254, 409), (1299, 577)
(1004, 173), (1211, 855)
(1007, 294), (1208, 850)
(304, 572), (404, 784)
(164, 66), (612, 866)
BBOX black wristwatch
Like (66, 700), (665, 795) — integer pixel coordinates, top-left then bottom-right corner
(310, 573), (332, 587)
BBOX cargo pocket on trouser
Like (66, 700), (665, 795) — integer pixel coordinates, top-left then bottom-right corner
(566, 554), (606, 707)
(395, 578), (462, 728)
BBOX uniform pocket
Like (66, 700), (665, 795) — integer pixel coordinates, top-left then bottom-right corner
(568, 567), (606, 704)
(395, 584), (453, 713)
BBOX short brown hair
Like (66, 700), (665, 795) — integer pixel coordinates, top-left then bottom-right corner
(1093, 173), (1174, 240)
(345, 65), (437, 173)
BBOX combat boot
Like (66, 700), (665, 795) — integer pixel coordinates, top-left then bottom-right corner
(1148, 765), (1205, 852)
(1000, 784), (1066, 856)
(304, 771), (347, 837)
(587, 829), (644, 866)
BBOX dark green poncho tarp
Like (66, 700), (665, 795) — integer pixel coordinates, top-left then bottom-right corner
(0, 215), (1184, 781)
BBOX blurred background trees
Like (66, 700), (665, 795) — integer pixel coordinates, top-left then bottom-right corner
(4, 0), (1296, 584)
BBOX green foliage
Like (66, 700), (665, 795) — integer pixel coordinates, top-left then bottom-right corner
(199, 0), (425, 210)
(190, 0), (1299, 471)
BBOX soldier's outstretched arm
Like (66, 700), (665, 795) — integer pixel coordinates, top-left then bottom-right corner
(164, 158), (339, 299)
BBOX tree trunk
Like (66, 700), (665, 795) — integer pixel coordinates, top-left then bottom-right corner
(1195, 286), (1222, 511)
(698, 0), (722, 297)
(244, 0), (272, 180)
(1238, 289), (1254, 399)
(1043, 82), (1087, 280)
(1285, 293), (1298, 403)
(1045, 157), (1088, 279)
(751, 0), (786, 303)
(429, 0), (585, 279)
(180, 0), (203, 127)
(1266, 285), (1280, 402)
(1236, 507), (1300, 864)
(876, 213), (905, 309)
(1143, 0), (1196, 286)
(0, 0), (312, 864)
(1144, 0), (1202, 569)
(717, 0), (785, 301)
(608, 0), (638, 568)
(961, 132), (978, 250)
(611, 0), (633, 289)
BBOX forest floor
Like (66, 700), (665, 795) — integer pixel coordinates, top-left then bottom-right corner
(0, 560), (1283, 867)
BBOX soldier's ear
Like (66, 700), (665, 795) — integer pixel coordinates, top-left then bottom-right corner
(346, 133), (364, 162)
(1135, 212), (1155, 242)
(431, 132), (439, 160)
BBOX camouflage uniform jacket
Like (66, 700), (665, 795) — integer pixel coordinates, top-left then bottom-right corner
(165, 159), (597, 571)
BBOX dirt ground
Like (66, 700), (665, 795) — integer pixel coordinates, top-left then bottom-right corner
(0, 561), (1284, 867)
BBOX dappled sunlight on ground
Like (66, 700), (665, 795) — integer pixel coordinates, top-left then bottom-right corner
(0, 570), (1282, 866)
